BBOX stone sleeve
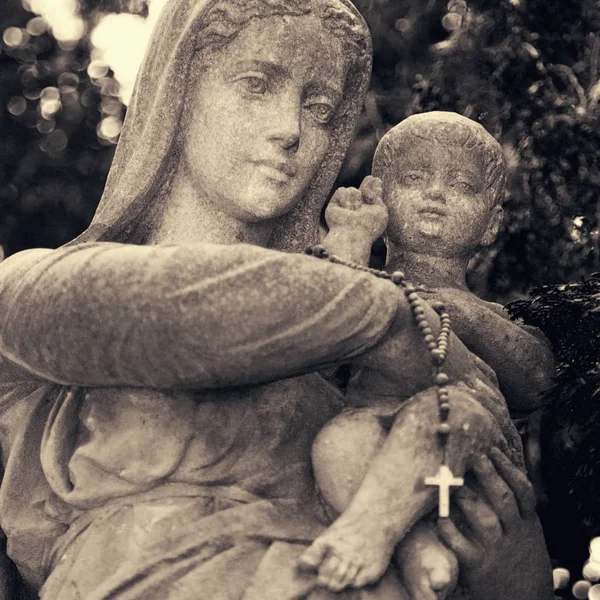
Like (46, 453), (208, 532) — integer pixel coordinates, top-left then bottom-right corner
(0, 242), (400, 388)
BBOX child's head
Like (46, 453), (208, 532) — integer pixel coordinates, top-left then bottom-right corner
(372, 112), (506, 260)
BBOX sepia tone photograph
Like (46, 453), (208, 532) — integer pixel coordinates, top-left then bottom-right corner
(0, 0), (598, 598)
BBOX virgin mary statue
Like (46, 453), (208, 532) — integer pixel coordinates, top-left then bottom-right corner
(0, 0), (550, 599)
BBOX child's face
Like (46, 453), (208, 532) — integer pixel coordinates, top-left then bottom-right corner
(383, 137), (502, 258)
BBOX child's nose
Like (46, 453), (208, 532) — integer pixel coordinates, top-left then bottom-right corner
(426, 181), (447, 203)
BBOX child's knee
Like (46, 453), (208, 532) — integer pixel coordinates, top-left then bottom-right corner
(446, 388), (503, 450)
(312, 409), (386, 513)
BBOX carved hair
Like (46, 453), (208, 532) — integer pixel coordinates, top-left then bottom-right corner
(196, 0), (369, 70)
(373, 113), (507, 207)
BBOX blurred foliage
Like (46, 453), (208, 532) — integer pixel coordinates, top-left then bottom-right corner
(508, 278), (600, 575)
(342, 0), (600, 300)
(0, 0), (125, 253)
(1, 0), (600, 301)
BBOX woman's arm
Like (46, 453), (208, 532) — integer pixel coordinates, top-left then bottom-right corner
(0, 242), (412, 389)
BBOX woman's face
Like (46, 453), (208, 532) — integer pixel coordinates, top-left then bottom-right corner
(181, 13), (349, 223)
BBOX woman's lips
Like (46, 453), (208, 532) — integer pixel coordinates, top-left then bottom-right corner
(255, 160), (296, 182)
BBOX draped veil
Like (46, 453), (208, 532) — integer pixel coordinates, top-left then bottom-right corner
(70, 0), (373, 253)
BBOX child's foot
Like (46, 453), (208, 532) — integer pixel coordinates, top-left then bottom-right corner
(298, 507), (397, 592)
(396, 522), (458, 600)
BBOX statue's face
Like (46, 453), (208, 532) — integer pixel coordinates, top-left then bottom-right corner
(383, 137), (501, 257)
(182, 14), (348, 223)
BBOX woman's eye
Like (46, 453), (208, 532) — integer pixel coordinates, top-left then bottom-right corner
(306, 102), (334, 124)
(239, 76), (267, 95)
(454, 181), (474, 192)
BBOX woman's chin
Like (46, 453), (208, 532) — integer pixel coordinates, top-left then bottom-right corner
(236, 194), (299, 223)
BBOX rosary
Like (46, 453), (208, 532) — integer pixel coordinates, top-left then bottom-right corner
(306, 244), (464, 518)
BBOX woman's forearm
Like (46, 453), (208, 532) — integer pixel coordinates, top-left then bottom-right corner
(0, 242), (401, 388)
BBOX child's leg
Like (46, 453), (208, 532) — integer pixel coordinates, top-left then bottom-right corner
(311, 408), (388, 515)
(300, 386), (503, 590)
(308, 407), (458, 597)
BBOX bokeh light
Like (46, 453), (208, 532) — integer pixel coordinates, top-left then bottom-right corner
(87, 60), (109, 80)
(590, 584), (600, 600)
(584, 561), (600, 583)
(573, 580), (592, 599)
(3, 27), (28, 48)
(7, 96), (27, 117)
(553, 567), (570, 590)
(23, 0), (86, 48)
(590, 538), (600, 562)
(90, 0), (168, 104)
(26, 16), (48, 36)
(39, 128), (68, 153)
(97, 116), (123, 143)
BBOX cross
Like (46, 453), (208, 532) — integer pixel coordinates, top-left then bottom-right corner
(425, 465), (464, 518)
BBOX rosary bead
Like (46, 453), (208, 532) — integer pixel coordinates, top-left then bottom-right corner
(423, 333), (435, 344)
(439, 403), (450, 417)
(391, 271), (405, 284)
(431, 350), (446, 365)
(312, 244), (327, 258)
(436, 373), (449, 386)
(416, 314), (428, 324)
(413, 306), (425, 316)
(407, 292), (420, 303)
(437, 423), (451, 437)
(427, 341), (438, 351)
(404, 283), (416, 294)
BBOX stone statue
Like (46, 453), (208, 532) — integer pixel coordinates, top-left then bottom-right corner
(0, 2), (553, 599)
(301, 112), (556, 598)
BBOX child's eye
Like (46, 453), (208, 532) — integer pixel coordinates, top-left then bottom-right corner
(402, 172), (425, 184)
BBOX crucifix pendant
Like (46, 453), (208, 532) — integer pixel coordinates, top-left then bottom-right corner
(425, 464), (464, 518)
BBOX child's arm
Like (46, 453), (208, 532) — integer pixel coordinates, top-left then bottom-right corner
(322, 176), (388, 266)
(424, 288), (555, 413)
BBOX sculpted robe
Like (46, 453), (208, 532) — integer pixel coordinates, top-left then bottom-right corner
(0, 1), (395, 596)
(0, 242), (404, 599)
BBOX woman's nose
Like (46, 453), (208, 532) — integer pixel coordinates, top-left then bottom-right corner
(268, 95), (301, 153)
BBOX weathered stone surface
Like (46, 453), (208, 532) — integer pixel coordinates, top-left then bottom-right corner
(0, 3), (553, 600)
(310, 111), (555, 598)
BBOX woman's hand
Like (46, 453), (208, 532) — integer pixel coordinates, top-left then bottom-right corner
(437, 448), (554, 600)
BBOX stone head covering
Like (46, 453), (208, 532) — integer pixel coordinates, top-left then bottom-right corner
(70, 0), (372, 252)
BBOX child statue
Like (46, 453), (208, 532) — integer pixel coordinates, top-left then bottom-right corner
(298, 111), (555, 598)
